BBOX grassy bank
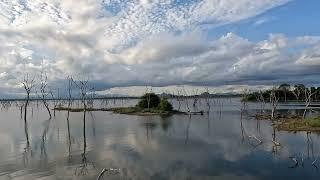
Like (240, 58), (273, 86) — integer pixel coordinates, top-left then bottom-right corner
(255, 113), (320, 132)
(275, 116), (320, 132)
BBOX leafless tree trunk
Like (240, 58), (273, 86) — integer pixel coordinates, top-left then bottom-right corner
(21, 74), (35, 146)
(303, 88), (316, 119)
(182, 86), (191, 113)
(72, 77), (92, 111)
(292, 90), (300, 101)
(39, 73), (52, 119)
(145, 86), (152, 110)
(192, 89), (199, 108)
(270, 88), (279, 119)
(204, 88), (211, 113)
(255, 90), (266, 113)
(175, 89), (183, 111)
(241, 89), (249, 112)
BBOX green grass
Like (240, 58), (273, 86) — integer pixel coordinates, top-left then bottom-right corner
(307, 117), (320, 127)
(273, 115), (320, 132)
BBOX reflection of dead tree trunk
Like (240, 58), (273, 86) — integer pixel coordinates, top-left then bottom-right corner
(240, 112), (245, 143)
(40, 117), (52, 166)
(75, 109), (94, 176)
(270, 88), (279, 119)
(21, 74), (35, 146)
(303, 88), (316, 119)
(185, 115), (192, 145)
(272, 126), (281, 146)
(66, 76), (73, 158)
(18, 102), (24, 119)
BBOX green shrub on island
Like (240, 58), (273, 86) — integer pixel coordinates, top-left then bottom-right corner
(158, 98), (173, 111)
(137, 93), (161, 109)
(137, 93), (173, 112)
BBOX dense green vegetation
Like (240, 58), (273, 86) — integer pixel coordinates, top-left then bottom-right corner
(137, 93), (173, 111)
(246, 84), (320, 102)
(137, 93), (161, 109)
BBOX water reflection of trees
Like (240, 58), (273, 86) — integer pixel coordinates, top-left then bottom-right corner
(39, 117), (52, 167)
(185, 115), (192, 145)
(239, 111), (263, 149)
(75, 110), (95, 176)
(141, 116), (158, 142)
(160, 116), (172, 132)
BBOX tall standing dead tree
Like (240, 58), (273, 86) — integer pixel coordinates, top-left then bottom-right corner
(204, 88), (212, 113)
(72, 78), (91, 111)
(255, 90), (266, 113)
(240, 89), (249, 112)
(303, 88), (316, 119)
(145, 86), (152, 110)
(175, 88), (183, 111)
(39, 73), (52, 119)
(270, 88), (279, 119)
(21, 74), (35, 146)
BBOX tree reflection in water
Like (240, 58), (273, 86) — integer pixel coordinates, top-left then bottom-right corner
(142, 116), (158, 142)
(75, 110), (95, 176)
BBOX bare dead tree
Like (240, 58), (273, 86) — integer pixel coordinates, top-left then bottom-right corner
(72, 78), (91, 111)
(240, 89), (249, 112)
(39, 73), (52, 119)
(175, 88), (183, 111)
(270, 88), (280, 119)
(74, 79), (95, 175)
(192, 89), (199, 108)
(21, 74), (35, 146)
(303, 88), (316, 119)
(292, 90), (300, 101)
(182, 86), (191, 113)
(255, 90), (266, 113)
(145, 86), (152, 110)
(49, 88), (60, 117)
(204, 88), (212, 113)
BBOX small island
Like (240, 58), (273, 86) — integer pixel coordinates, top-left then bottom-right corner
(55, 93), (191, 116)
(108, 93), (186, 116)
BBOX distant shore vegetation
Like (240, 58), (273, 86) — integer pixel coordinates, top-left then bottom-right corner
(244, 84), (320, 102)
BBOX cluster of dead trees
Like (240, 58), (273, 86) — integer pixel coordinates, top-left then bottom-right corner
(242, 85), (316, 119)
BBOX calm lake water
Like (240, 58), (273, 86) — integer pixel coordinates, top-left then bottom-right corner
(0, 98), (320, 180)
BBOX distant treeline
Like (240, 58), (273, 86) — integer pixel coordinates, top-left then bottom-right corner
(247, 84), (320, 102)
(159, 92), (240, 99)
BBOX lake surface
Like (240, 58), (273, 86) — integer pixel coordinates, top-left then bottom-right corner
(0, 98), (320, 180)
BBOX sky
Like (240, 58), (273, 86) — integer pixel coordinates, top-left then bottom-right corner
(0, 0), (319, 97)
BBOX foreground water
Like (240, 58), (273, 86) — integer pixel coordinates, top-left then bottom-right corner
(0, 98), (320, 180)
